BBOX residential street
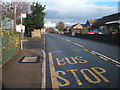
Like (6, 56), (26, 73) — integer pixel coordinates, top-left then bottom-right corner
(1, 1), (120, 90)
(44, 34), (120, 88)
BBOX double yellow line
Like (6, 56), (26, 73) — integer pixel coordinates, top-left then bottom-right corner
(49, 52), (60, 90)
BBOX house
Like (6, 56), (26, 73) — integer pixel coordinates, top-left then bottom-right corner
(70, 23), (83, 36)
(64, 25), (72, 33)
(92, 13), (119, 34)
(84, 19), (98, 29)
(71, 23), (83, 29)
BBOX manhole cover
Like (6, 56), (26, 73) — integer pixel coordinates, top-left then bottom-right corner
(21, 56), (39, 63)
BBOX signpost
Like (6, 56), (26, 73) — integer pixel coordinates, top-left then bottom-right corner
(2, 17), (14, 30)
(20, 13), (26, 51)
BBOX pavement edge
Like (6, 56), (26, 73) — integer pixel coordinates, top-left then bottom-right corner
(41, 36), (46, 89)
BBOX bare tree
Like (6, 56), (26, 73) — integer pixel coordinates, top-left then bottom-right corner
(1, 1), (31, 24)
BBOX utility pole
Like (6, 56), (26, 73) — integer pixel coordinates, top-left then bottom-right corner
(20, 13), (23, 51)
(13, 4), (16, 31)
(0, 3), (2, 28)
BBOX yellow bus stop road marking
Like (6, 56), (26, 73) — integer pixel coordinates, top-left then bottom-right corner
(49, 52), (59, 90)
(99, 56), (109, 61)
(116, 64), (120, 68)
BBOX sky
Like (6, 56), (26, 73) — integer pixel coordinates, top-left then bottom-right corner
(39, 0), (119, 27)
(44, 0), (119, 24)
(2, 0), (120, 27)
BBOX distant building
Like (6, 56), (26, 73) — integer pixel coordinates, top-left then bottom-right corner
(84, 19), (98, 29)
(92, 13), (119, 34)
(70, 23), (83, 36)
(71, 23), (83, 29)
(64, 25), (72, 32)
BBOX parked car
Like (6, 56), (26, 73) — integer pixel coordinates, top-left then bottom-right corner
(86, 30), (95, 34)
(93, 29), (103, 34)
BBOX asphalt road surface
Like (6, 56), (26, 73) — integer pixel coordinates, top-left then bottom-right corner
(43, 34), (120, 89)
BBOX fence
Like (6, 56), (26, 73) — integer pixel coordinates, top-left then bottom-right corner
(0, 28), (2, 64)
(2, 31), (20, 64)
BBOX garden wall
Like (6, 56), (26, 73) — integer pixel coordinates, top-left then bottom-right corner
(64, 33), (119, 45)
(2, 31), (20, 64)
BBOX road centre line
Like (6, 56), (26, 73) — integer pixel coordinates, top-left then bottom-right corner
(65, 39), (71, 42)
(73, 43), (84, 47)
(92, 50), (120, 64)
(49, 52), (59, 89)
(61, 38), (65, 40)
(60, 37), (119, 64)
(64, 38), (71, 42)
(61, 37), (84, 48)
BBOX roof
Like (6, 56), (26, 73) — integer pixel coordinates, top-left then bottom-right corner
(87, 19), (98, 24)
(105, 21), (118, 24)
(71, 23), (83, 28)
(71, 23), (79, 28)
(92, 13), (120, 27)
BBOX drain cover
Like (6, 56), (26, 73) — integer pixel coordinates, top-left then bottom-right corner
(21, 57), (37, 63)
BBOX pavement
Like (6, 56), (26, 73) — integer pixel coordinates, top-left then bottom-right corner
(44, 34), (120, 89)
(2, 37), (45, 89)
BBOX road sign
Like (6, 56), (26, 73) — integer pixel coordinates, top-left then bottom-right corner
(21, 13), (26, 18)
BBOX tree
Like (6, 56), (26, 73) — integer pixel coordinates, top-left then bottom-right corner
(24, 2), (46, 36)
(47, 27), (56, 33)
(1, 2), (30, 30)
(56, 22), (65, 31)
(1, 2), (30, 24)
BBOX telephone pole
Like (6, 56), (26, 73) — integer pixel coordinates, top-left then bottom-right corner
(13, 4), (16, 31)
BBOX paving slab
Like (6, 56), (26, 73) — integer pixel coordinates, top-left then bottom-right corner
(2, 38), (44, 89)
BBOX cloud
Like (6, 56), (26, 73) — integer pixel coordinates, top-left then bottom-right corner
(45, 10), (62, 19)
(44, 1), (118, 24)
(40, 0), (119, 3)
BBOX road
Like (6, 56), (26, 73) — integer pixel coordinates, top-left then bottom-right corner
(43, 34), (120, 89)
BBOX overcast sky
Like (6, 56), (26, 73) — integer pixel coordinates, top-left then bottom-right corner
(4, 0), (119, 26)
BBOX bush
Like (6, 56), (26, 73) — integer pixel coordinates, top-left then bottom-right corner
(2, 30), (20, 63)
(32, 36), (41, 39)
